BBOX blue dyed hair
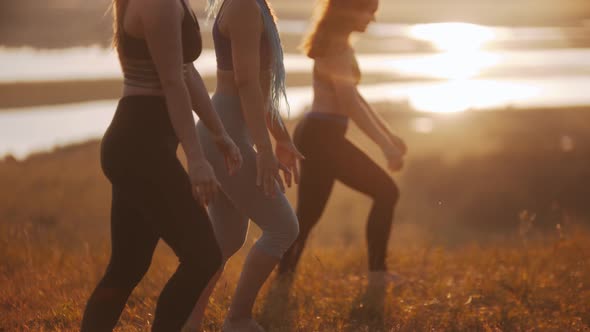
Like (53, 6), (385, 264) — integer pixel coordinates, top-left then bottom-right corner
(207, 0), (289, 126)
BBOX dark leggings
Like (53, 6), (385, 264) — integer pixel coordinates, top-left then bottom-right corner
(81, 96), (222, 332)
(278, 113), (399, 273)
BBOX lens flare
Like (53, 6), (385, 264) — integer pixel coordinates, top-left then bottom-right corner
(409, 22), (497, 52)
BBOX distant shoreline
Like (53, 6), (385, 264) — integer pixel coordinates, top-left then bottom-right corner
(0, 72), (416, 109)
(1, 78), (589, 116)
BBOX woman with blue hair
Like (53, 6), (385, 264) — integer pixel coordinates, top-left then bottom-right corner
(183, 0), (303, 331)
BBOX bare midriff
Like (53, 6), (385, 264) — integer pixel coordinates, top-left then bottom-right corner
(310, 47), (360, 117)
(122, 64), (193, 98)
(122, 84), (164, 97)
(310, 67), (350, 117)
(215, 69), (271, 102)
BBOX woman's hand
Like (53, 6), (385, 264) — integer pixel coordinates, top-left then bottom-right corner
(383, 145), (404, 172)
(213, 133), (243, 175)
(383, 133), (406, 171)
(187, 158), (220, 206)
(256, 148), (286, 197)
(275, 139), (305, 188)
(388, 133), (408, 156)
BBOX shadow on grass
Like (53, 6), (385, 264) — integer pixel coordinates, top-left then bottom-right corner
(258, 274), (298, 331)
(347, 282), (386, 332)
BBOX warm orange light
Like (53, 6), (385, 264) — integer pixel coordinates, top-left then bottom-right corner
(409, 22), (497, 52)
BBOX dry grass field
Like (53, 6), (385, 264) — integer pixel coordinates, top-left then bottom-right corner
(1, 1), (590, 330)
(1, 109), (589, 331)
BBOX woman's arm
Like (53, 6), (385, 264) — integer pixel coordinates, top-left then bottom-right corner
(266, 112), (304, 187)
(184, 64), (225, 137)
(263, 80), (304, 187)
(265, 113), (291, 142)
(185, 64), (243, 174)
(225, 0), (285, 195)
(142, 0), (219, 204)
(318, 55), (392, 151)
(317, 54), (403, 170)
(357, 93), (407, 155)
(226, 0), (272, 152)
(358, 94), (390, 137)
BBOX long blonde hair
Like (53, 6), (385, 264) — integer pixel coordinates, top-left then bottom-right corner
(301, 0), (370, 58)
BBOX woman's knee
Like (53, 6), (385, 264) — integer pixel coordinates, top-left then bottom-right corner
(284, 215), (300, 247)
(258, 214), (299, 257)
(217, 233), (248, 261)
(296, 206), (323, 234)
(103, 257), (151, 290)
(374, 178), (400, 206)
(180, 240), (223, 278)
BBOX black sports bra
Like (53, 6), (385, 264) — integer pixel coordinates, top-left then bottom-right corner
(120, 0), (202, 63)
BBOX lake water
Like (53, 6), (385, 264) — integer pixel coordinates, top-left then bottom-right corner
(1, 21), (589, 159)
(0, 101), (117, 159)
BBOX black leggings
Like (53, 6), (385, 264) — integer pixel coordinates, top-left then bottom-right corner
(278, 113), (399, 273)
(81, 96), (222, 332)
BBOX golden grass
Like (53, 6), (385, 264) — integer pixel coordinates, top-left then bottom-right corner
(1, 219), (589, 331)
(1, 111), (590, 331)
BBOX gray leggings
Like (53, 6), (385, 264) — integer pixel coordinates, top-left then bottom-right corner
(196, 93), (299, 259)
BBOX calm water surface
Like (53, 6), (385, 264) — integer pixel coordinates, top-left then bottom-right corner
(1, 22), (589, 159)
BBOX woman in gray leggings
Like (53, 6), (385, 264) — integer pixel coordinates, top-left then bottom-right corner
(183, 0), (303, 331)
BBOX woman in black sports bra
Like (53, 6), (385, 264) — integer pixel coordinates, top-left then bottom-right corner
(80, 0), (242, 331)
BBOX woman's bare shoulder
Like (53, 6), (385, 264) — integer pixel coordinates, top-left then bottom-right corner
(137, 0), (184, 26)
(140, 0), (181, 14)
(223, 0), (262, 24)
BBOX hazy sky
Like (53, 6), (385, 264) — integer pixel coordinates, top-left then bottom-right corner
(0, 0), (589, 49)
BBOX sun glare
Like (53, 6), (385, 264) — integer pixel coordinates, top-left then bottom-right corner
(391, 51), (500, 80)
(409, 22), (497, 52)
(397, 22), (522, 113)
(407, 80), (541, 113)
(401, 22), (501, 81)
